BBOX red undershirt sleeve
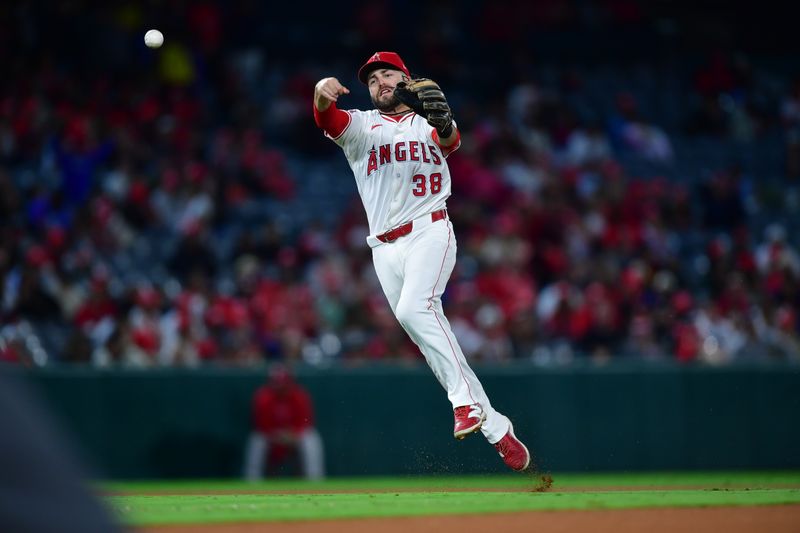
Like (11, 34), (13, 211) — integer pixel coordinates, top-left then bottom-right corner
(432, 128), (462, 158)
(313, 102), (352, 140)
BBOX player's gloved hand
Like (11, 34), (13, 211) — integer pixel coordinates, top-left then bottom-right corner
(394, 78), (454, 138)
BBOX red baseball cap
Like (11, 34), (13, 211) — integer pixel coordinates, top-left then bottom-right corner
(358, 51), (410, 84)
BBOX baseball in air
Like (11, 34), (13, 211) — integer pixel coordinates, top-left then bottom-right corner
(144, 29), (164, 49)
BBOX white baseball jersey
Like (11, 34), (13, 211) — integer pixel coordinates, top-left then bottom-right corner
(326, 109), (457, 241)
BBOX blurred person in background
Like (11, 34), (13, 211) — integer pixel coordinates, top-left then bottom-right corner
(242, 365), (324, 480)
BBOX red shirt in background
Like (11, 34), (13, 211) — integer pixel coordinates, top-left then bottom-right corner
(252, 382), (314, 436)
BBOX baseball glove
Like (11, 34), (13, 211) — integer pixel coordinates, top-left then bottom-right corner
(394, 78), (454, 138)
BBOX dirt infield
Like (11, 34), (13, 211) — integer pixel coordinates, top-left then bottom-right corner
(144, 504), (800, 533)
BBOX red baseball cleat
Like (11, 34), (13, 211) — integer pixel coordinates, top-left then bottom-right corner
(453, 404), (486, 439)
(494, 423), (531, 472)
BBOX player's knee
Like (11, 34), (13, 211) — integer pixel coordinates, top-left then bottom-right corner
(394, 299), (426, 329)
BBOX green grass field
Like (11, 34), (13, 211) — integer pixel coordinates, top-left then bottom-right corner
(105, 471), (800, 527)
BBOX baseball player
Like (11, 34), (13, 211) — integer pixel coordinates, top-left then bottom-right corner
(313, 51), (531, 472)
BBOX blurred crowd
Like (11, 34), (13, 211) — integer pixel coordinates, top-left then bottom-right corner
(1, 1), (799, 367)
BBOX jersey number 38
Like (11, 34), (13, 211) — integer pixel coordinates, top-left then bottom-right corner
(412, 173), (443, 197)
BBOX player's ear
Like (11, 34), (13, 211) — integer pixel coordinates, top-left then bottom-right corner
(401, 73), (410, 82)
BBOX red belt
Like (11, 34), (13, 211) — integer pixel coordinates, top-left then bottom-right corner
(376, 209), (447, 243)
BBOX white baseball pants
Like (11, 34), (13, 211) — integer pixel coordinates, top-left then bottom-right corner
(371, 214), (511, 444)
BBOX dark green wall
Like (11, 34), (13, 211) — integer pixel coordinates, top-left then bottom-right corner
(11, 362), (800, 479)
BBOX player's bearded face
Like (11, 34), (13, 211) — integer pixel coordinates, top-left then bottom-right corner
(368, 69), (407, 112)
